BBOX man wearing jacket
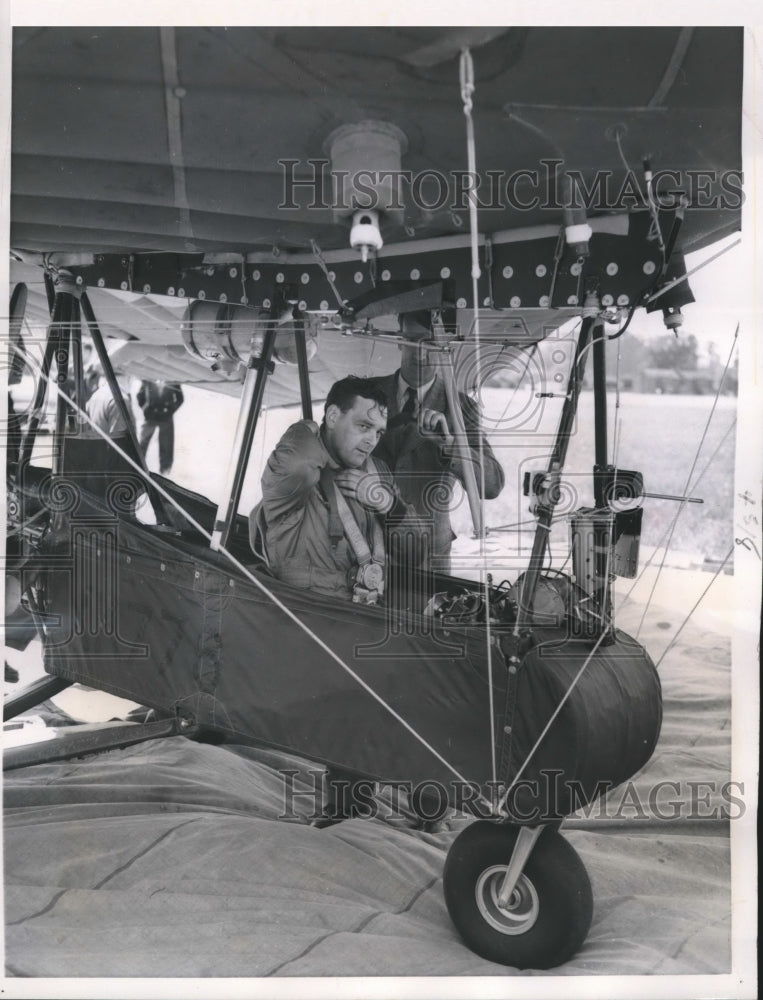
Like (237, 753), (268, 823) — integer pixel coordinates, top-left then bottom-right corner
(369, 342), (504, 572)
(257, 376), (424, 603)
(136, 380), (184, 475)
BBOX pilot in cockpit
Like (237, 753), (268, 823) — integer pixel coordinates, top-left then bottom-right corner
(254, 376), (425, 605)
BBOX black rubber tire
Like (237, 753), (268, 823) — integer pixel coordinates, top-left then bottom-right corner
(443, 821), (593, 969)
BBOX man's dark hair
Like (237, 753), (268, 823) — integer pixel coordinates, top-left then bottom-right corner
(324, 376), (388, 419)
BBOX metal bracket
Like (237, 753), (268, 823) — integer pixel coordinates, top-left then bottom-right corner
(249, 355), (275, 374)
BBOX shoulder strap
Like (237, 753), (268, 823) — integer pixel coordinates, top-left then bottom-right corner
(319, 466), (344, 546)
(356, 459), (385, 567)
(320, 463), (385, 569)
(333, 489), (375, 567)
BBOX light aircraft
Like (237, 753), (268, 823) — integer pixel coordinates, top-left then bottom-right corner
(4, 26), (743, 970)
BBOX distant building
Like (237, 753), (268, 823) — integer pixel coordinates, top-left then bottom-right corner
(637, 368), (716, 395)
(485, 333), (736, 396)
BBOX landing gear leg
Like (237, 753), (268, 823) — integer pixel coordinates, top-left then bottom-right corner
(443, 821), (593, 969)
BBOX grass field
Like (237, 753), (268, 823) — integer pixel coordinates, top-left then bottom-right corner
(469, 388), (737, 564)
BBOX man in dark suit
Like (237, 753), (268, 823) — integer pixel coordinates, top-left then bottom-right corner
(370, 341), (504, 572)
(136, 380), (184, 475)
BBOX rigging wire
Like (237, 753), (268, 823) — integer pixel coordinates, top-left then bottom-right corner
(644, 172), (667, 266)
(653, 546), (734, 670)
(460, 46), (498, 789)
(239, 255), (249, 305)
(5, 505), (48, 538)
(491, 342), (540, 430)
(494, 625), (611, 815)
(10, 342), (492, 811)
(309, 240), (347, 311)
(612, 129), (666, 265)
(554, 546), (572, 575)
(635, 324), (739, 637)
(619, 414), (737, 609)
(487, 518), (538, 532)
(646, 238), (742, 306)
(613, 127), (633, 178)
(365, 338), (378, 378)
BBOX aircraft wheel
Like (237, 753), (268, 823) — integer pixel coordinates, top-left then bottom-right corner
(443, 821), (593, 969)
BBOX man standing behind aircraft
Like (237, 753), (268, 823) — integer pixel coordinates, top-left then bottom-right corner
(370, 341), (504, 571)
(137, 380), (184, 475)
(257, 376), (423, 603)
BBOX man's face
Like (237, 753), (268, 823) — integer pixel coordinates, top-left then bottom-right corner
(400, 344), (434, 386)
(324, 396), (387, 468)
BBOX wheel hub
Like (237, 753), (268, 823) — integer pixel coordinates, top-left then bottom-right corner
(476, 864), (540, 935)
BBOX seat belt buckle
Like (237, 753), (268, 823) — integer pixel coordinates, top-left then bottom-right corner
(350, 561), (385, 604)
(352, 585), (380, 606)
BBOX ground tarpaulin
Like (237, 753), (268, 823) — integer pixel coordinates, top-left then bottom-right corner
(3, 596), (734, 978)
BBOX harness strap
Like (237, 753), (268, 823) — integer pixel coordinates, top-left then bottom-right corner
(333, 488), (385, 569)
(319, 466), (345, 547)
(362, 458), (386, 568)
(319, 462), (386, 571)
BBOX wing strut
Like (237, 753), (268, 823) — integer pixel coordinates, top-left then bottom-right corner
(294, 314), (313, 421)
(211, 326), (277, 551)
(80, 290), (168, 525)
(3, 674), (73, 722)
(18, 277), (68, 470)
(514, 315), (599, 632)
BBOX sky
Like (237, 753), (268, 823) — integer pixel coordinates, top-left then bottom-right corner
(627, 234), (745, 364)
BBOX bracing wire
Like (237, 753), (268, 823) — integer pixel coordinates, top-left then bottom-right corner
(491, 342), (540, 430)
(614, 128), (633, 178)
(635, 325), (739, 637)
(646, 239), (742, 307)
(654, 546), (734, 670)
(310, 240), (347, 310)
(619, 415), (736, 609)
(495, 625), (611, 815)
(460, 46), (498, 788)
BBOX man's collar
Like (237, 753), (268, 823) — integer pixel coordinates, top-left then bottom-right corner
(317, 424), (342, 469)
(397, 371), (436, 408)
